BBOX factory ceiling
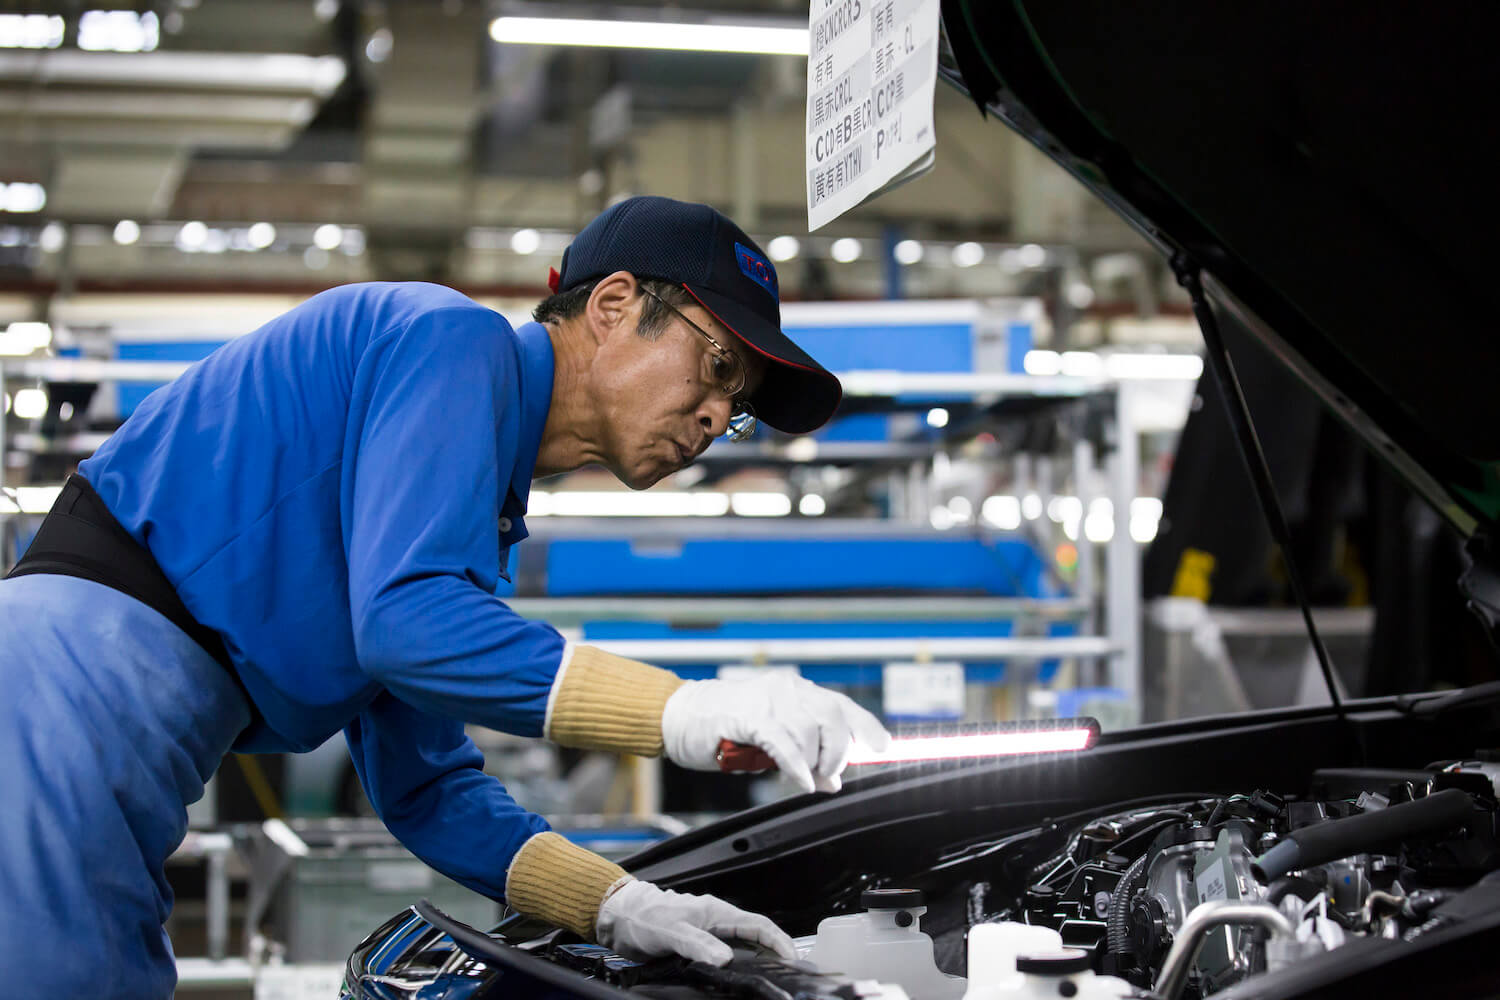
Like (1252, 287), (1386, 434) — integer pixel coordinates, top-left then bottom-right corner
(0, 0), (1151, 297)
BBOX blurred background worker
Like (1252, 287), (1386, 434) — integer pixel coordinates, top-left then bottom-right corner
(0, 196), (890, 998)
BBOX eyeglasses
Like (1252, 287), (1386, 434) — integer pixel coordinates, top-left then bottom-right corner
(641, 286), (758, 442)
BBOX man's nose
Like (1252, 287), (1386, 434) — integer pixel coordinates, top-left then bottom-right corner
(697, 395), (732, 441)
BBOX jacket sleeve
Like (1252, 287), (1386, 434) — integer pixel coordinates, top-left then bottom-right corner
(345, 690), (551, 900)
(344, 305), (565, 737)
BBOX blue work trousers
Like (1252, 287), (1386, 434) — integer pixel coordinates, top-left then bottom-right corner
(0, 574), (249, 999)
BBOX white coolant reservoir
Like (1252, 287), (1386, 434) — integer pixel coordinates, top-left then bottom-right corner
(963, 923), (1133, 1000)
(806, 889), (967, 1000)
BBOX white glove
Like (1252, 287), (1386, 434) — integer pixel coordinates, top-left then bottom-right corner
(661, 674), (891, 793)
(595, 877), (798, 966)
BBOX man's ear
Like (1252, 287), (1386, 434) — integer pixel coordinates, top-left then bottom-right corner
(584, 271), (640, 345)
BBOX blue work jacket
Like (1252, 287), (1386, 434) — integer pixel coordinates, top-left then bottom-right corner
(78, 281), (564, 899)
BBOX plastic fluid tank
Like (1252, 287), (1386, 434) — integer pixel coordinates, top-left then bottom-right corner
(963, 923), (1133, 1000)
(806, 889), (967, 1000)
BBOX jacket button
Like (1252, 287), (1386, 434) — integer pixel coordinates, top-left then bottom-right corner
(498, 517), (512, 532)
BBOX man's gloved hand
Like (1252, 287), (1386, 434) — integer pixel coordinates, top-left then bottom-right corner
(661, 673), (891, 793)
(595, 877), (798, 967)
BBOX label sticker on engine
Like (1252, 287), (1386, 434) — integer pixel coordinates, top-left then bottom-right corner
(1197, 859), (1229, 903)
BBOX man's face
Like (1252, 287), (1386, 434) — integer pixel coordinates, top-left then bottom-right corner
(591, 291), (768, 490)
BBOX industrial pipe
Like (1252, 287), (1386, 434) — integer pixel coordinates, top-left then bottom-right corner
(1154, 900), (1295, 1000)
(1252, 788), (1472, 883)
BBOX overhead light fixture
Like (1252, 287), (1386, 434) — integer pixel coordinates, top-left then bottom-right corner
(302, 246), (330, 270)
(731, 492), (792, 517)
(0, 182), (45, 213)
(510, 228), (541, 255)
(176, 221), (207, 252)
(894, 239), (924, 265)
(830, 237), (862, 263)
(489, 15), (808, 56)
(530, 490), (732, 518)
(0, 13), (64, 50)
(767, 235), (800, 262)
(246, 222), (276, 250)
(981, 495), (1023, 531)
(313, 223), (344, 251)
(0, 484), (63, 514)
(1060, 351), (1105, 377)
(1066, 282), (1096, 309)
(799, 493), (826, 517)
(365, 26), (393, 63)
(39, 222), (66, 254)
(1023, 350), (1062, 376)
(1104, 353), (1204, 380)
(12, 387), (49, 420)
(951, 241), (984, 268)
(78, 9), (160, 53)
(1017, 243), (1047, 268)
(0, 321), (51, 356)
(113, 220), (141, 246)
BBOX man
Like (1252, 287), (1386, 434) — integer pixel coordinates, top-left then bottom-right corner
(0, 196), (890, 997)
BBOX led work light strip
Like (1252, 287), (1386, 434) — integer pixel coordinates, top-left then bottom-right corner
(489, 16), (809, 56)
(847, 727), (1095, 765)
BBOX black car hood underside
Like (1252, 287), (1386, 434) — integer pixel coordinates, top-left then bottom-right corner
(940, 1), (1500, 530)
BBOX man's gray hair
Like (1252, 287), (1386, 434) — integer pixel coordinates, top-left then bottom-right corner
(533, 276), (694, 342)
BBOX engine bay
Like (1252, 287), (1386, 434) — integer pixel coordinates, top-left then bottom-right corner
(519, 757), (1500, 1000)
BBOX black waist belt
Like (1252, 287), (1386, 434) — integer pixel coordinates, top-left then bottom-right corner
(6, 474), (238, 679)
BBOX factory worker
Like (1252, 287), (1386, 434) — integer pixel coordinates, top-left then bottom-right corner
(0, 196), (890, 999)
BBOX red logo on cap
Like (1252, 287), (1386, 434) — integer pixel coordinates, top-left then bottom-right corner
(547, 267), (562, 293)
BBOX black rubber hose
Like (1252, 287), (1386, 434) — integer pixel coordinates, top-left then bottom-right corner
(1252, 789), (1473, 882)
(1265, 875), (1322, 907)
(1106, 849), (1151, 956)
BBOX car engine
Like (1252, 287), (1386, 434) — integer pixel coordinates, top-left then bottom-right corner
(957, 762), (1500, 997)
(350, 758), (1500, 1000)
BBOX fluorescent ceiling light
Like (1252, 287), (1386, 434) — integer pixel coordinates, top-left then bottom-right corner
(510, 228), (541, 255)
(12, 387), (49, 420)
(0, 182), (45, 213)
(0, 484), (63, 514)
(830, 237), (862, 263)
(0, 321), (52, 356)
(847, 726), (1096, 765)
(38, 222), (65, 253)
(489, 15), (809, 56)
(894, 239), (924, 265)
(767, 235), (800, 262)
(313, 223), (344, 251)
(530, 490), (731, 518)
(78, 10), (159, 53)
(0, 51), (346, 95)
(1104, 353), (1203, 380)
(113, 219), (141, 245)
(246, 222), (276, 249)
(0, 14), (63, 50)
(981, 495), (1022, 531)
(951, 241), (984, 268)
(731, 492), (791, 517)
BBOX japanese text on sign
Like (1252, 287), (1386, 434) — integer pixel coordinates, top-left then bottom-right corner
(806, 0), (938, 230)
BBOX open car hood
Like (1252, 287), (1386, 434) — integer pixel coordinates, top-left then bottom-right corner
(938, 2), (1500, 537)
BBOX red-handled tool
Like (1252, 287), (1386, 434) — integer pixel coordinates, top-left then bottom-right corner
(715, 719), (1100, 773)
(716, 738), (776, 772)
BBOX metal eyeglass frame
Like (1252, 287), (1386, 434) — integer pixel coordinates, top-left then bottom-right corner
(640, 286), (758, 442)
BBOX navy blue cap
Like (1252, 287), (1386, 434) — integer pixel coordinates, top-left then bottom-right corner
(553, 196), (842, 434)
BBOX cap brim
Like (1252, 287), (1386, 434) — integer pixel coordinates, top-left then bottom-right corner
(682, 284), (842, 434)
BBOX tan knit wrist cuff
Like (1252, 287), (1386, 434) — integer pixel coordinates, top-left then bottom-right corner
(506, 832), (629, 938)
(546, 645), (685, 756)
